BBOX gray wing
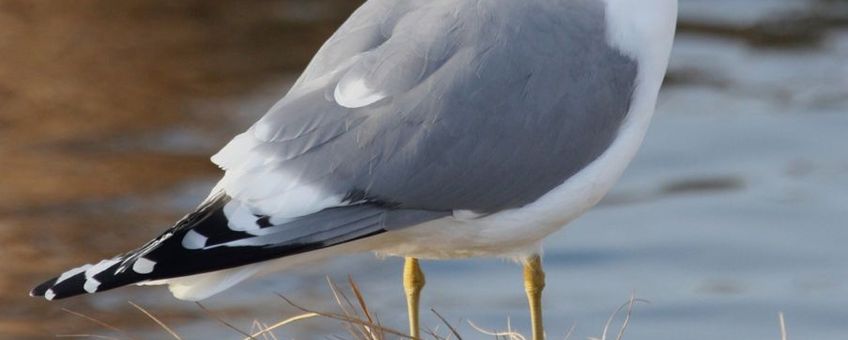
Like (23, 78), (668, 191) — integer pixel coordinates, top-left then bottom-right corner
(217, 0), (638, 215)
(30, 0), (641, 300)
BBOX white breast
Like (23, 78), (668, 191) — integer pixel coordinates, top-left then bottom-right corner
(371, 0), (678, 260)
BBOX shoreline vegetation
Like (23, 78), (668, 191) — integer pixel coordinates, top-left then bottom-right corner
(54, 277), (788, 340)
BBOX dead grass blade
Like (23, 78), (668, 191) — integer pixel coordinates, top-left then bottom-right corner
(60, 307), (131, 339)
(778, 312), (788, 340)
(326, 277), (357, 317)
(277, 293), (414, 339)
(467, 320), (526, 340)
(422, 325), (449, 340)
(250, 320), (281, 340)
(431, 309), (462, 340)
(348, 275), (375, 325)
(243, 312), (319, 340)
(563, 322), (576, 340)
(345, 276), (380, 339)
(326, 277), (373, 339)
(249, 321), (268, 340)
(127, 301), (182, 340)
(592, 295), (649, 340)
(335, 282), (372, 338)
(614, 295), (639, 340)
(194, 302), (253, 339)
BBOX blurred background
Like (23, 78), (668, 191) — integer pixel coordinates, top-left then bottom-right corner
(1, 0), (846, 339)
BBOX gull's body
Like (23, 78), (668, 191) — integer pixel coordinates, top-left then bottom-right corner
(33, 0), (677, 336)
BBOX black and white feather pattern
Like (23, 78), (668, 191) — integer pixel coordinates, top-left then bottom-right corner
(30, 194), (393, 300)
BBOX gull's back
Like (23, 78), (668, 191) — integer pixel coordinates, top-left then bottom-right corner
(219, 0), (639, 215)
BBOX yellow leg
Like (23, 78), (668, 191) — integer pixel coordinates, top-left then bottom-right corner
(524, 255), (545, 340)
(403, 257), (425, 339)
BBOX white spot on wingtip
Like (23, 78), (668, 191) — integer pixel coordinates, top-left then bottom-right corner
(44, 289), (56, 301)
(334, 78), (386, 108)
(84, 278), (101, 293)
(182, 230), (208, 250)
(132, 258), (157, 274)
(84, 259), (120, 279)
(79, 258), (118, 294)
(56, 265), (92, 284)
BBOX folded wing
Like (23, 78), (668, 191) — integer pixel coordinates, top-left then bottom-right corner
(32, 0), (638, 300)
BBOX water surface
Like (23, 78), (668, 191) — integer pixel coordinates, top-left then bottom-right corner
(2, 1), (846, 339)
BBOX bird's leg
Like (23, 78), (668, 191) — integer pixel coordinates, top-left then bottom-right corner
(403, 257), (425, 339)
(524, 254), (546, 340)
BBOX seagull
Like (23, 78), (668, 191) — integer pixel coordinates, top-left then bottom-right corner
(31, 0), (677, 338)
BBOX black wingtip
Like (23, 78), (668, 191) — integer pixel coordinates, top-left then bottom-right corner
(29, 277), (57, 298)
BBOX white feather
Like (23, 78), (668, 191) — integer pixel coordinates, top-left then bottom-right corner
(223, 200), (261, 233)
(210, 132), (258, 170)
(334, 77), (387, 108)
(155, 264), (262, 301)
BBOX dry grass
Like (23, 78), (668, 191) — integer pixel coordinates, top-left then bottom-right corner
(55, 279), (791, 340)
(779, 312), (789, 340)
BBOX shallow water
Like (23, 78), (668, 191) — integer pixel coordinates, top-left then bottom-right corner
(2, 0), (847, 339)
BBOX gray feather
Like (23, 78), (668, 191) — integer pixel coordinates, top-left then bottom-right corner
(230, 0), (638, 214)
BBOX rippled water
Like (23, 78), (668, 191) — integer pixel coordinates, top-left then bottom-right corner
(2, 1), (847, 339)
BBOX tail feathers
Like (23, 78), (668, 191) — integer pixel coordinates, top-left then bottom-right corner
(140, 264), (263, 301)
(31, 194), (390, 300)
